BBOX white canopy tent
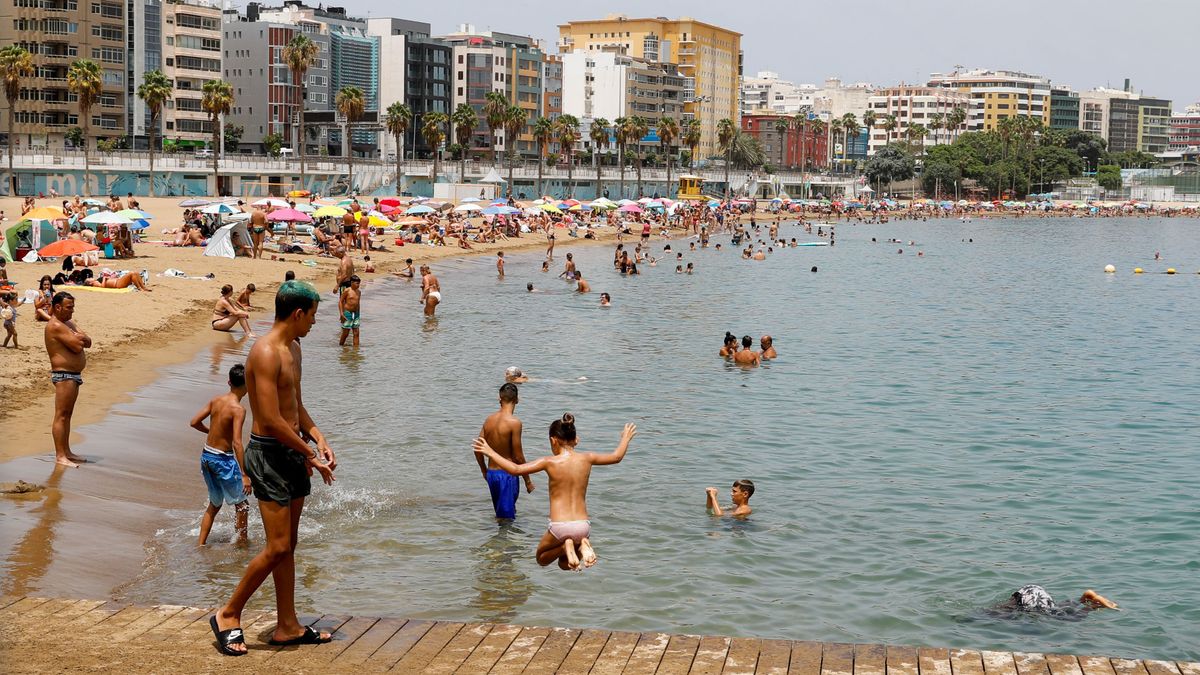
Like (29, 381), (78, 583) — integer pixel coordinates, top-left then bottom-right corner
(203, 221), (252, 258)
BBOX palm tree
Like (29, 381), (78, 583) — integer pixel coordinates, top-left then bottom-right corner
(503, 104), (527, 197)
(772, 118), (789, 169)
(791, 113), (807, 173)
(451, 102), (477, 183)
(841, 113), (860, 169)
(200, 79), (233, 196)
(948, 107), (967, 143)
(810, 119), (827, 178)
(67, 59), (103, 196)
(336, 86), (365, 192)
(861, 110), (877, 156)
(682, 118), (701, 170)
(136, 70), (172, 197)
(928, 112), (944, 147)
(554, 114), (580, 198)
(614, 116), (631, 198)
(906, 123), (929, 154)
(1, 45), (34, 195)
(880, 114), (897, 143)
(483, 90), (508, 167)
(828, 119), (842, 173)
(629, 116), (649, 197)
(717, 118), (736, 200)
(282, 34), (319, 190)
(384, 102), (412, 195)
(532, 116), (554, 197)
(421, 111), (448, 187)
(589, 117), (610, 199)
(658, 116), (679, 197)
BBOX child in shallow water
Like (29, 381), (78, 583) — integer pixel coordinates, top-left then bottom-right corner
(474, 414), (636, 570)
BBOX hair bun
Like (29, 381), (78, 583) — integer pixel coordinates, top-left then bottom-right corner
(561, 413), (575, 425)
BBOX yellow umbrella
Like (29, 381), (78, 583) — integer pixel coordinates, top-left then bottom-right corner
(366, 215), (392, 228)
(313, 205), (347, 218)
(26, 206), (66, 220)
(538, 203), (562, 213)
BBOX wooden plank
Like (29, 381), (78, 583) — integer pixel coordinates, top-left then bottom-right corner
(982, 651), (1020, 675)
(420, 622), (491, 674)
(756, 639), (792, 675)
(722, 637), (762, 675)
(951, 649), (987, 675)
(1143, 662), (1182, 675)
(886, 645), (919, 675)
(0, 595), (23, 611)
(1014, 653), (1052, 675)
(109, 605), (186, 643)
(333, 617), (407, 665)
(590, 630), (641, 675)
(64, 600), (127, 629)
(918, 647), (953, 675)
(554, 628), (611, 674)
(96, 606), (157, 631)
(618, 631), (669, 675)
(454, 623), (523, 673)
(1111, 660), (1151, 675)
(50, 599), (106, 621)
(820, 643), (854, 675)
(369, 618), (433, 669)
(21, 598), (82, 619)
(138, 606), (213, 643)
(854, 644), (887, 675)
(688, 635), (732, 675)
(1043, 654), (1084, 675)
(789, 640), (824, 675)
(1, 597), (53, 616)
(1079, 656), (1117, 675)
(523, 627), (582, 675)
(657, 634), (702, 675)
(313, 615), (378, 661)
(489, 625), (551, 674)
(388, 621), (465, 672)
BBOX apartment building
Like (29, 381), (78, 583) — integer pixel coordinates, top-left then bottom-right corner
(155, 0), (223, 149)
(1169, 103), (1200, 151)
(1, 0), (128, 151)
(740, 112), (828, 170)
(866, 85), (972, 155)
(1049, 87), (1080, 131)
(741, 71), (817, 116)
(558, 15), (742, 162)
(560, 49), (684, 124)
(927, 69), (1051, 131)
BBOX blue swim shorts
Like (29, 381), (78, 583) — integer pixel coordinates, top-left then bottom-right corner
(201, 447), (248, 507)
(486, 469), (519, 520)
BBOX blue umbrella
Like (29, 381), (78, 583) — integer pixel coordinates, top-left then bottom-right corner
(405, 204), (435, 215)
(129, 219), (150, 231)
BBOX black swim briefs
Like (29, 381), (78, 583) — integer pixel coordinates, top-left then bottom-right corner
(244, 433), (311, 505)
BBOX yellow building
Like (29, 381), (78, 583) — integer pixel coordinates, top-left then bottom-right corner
(927, 69), (1051, 132)
(558, 14), (742, 162)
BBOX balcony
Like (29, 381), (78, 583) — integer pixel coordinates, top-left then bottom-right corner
(678, 48), (696, 57)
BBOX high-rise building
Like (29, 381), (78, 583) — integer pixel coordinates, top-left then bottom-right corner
(560, 49), (684, 126)
(1133, 97), (1172, 154)
(1049, 87), (1080, 131)
(1078, 88), (1131, 141)
(866, 85), (972, 155)
(1, 0), (129, 152)
(1169, 103), (1200, 151)
(365, 18), (451, 161)
(1079, 84), (1171, 153)
(558, 15), (742, 163)
(927, 69), (1051, 131)
(741, 71), (816, 116)
(542, 53), (562, 122)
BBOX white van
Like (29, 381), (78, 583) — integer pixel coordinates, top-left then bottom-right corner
(194, 148), (214, 159)
(280, 148), (294, 159)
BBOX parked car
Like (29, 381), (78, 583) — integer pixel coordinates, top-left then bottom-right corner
(195, 148), (214, 159)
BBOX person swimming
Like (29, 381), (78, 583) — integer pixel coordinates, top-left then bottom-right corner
(989, 584), (1118, 621)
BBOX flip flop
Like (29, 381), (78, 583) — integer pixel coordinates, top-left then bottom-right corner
(209, 615), (246, 656)
(268, 625), (332, 647)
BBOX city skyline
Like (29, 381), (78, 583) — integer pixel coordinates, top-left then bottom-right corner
(339, 0), (1197, 109)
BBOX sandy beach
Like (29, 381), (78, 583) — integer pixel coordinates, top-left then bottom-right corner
(0, 195), (620, 463)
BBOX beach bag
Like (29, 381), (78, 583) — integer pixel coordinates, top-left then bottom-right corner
(0, 306), (12, 321)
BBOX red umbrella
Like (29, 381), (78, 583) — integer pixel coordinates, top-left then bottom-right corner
(38, 239), (99, 257)
(379, 198), (403, 207)
(379, 203), (397, 214)
(266, 208), (313, 223)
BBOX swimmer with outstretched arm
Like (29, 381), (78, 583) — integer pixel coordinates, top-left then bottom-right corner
(473, 414), (636, 570)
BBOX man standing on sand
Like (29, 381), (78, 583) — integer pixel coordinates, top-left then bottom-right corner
(249, 209), (268, 259)
(420, 265), (441, 317)
(44, 291), (90, 467)
(209, 281), (337, 657)
(338, 275), (361, 347)
(190, 363), (251, 545)
(476, 383), (534, 520)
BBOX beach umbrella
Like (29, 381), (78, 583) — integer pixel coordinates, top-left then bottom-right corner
(378, 204), (397, 214)
(561, 199), (581, 207)
(539, 203), (563, 213)
(201, 202), (239, 215)
(618, 203), (643, 213)
(81, 211), (133, 224)
(491, 199), (507, 206)
(25, 206), (66, 220)
(294, 203), (316, 214)
(129, 219), (151, 231)
(365, 215), (392, 228)
(179, 198), (210, 207)
(454, 203), (483, 212)
(405, 204), (435, 215)
(82, 198), (106, 206)
(460, 197), (481, 203)
(379, 197), (403, 207)
(252, 198), (290, 208)
(481, 206), (505, 216)
(38, 239), (98, 257)
(266, 208), (312, 222)
(410, 196), (429, 203)
(116, 209), (152, 220)
(313, 205), (347, 218)
(617, 199), (636, 205)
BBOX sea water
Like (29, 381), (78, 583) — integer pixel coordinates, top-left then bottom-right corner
(118, 217), (1199, 659)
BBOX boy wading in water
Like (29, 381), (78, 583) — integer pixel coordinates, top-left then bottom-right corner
(476, 383), (534, 521)
(338, 275), (361, 347)
(474, 414), (636, 570)
(190, 364), (251, 545)
(210, 281), (337, 656)
(706, 480), (754, 518)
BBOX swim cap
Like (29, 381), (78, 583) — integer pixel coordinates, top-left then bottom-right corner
(505, 367), (523, 379)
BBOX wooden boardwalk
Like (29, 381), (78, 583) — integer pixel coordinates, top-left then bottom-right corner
(1, 596), (1196, 675)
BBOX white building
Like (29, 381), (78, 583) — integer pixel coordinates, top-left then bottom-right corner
(1078, 87), (1136, 142)
(740, 70), (817, 115)
(927, 69), (1051, 132)
(866, 85), (973, 155)
(814, 77), (875, 122)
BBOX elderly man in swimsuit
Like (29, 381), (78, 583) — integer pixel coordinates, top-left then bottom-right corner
(474, 414), (636, 570)
(420, 265), (441, 317)
(44, 291), (91, 467)
(249, 208), (269, 259)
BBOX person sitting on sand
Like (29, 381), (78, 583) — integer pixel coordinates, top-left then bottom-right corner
(706, 479), (754, 517)
(393, 258), (415, 279)
(990, 585), (1118, 620)
(85, 271), (151, 292)
(733, 335), (760, 366)
(212, 285), (255, 336)
(760, 335), (777, 359)
(236, 284), (256, 310)
(473, 414), (637, 570)
(189, 364), (251, 546)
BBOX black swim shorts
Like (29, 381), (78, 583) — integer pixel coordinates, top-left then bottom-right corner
(244, 433), (311, 505)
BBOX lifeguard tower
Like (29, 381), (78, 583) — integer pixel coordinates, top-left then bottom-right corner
(676, 174), (706, 201)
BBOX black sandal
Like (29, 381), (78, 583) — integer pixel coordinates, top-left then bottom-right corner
(209, 615), (247, 656)
(268, 625), (332, 646)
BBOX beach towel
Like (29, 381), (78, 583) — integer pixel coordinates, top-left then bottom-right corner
(69, 285), (135, 294)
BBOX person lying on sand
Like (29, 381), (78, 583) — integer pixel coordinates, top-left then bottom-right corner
(84, 271), (151, 292)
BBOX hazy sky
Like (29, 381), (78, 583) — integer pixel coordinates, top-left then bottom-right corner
(333, 0), (1198, 109)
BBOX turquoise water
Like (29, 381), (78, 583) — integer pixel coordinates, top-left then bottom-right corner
(123, 218), (1199, 659)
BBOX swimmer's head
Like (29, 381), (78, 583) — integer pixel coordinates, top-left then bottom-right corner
(527, 283), (534, 292)
(498, 382), (519, 404)
(724, 332), (737, 346)
(275, 280), (321, 326)
(228, 363), (246, 391)
(549, 412), (578, 445)
(742, 335), (753, 349)
(761, 335), (772, 348)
